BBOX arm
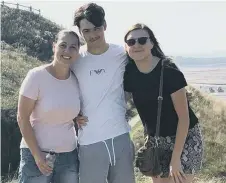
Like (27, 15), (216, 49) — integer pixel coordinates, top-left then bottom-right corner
(17, 69), (52, 175)
(17, 95), (42, 160)
(171, 87), (190, 162)
(163, 64), (189, 181)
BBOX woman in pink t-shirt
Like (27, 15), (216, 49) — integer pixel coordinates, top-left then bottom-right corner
(17, 29), (81, 183)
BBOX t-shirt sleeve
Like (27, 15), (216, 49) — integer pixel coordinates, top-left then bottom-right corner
(19, 69), (40, 100)
(165, 67), (187, 94)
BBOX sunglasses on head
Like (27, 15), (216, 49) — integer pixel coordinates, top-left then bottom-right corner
(125, 37), (149, 46)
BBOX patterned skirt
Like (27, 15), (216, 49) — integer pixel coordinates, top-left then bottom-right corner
(150, 123), (204, 178)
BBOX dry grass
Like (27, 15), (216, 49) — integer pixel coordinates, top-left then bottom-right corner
(131, 86), (226, 183)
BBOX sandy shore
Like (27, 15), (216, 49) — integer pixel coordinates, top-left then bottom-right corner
(181, 67), (226, 100)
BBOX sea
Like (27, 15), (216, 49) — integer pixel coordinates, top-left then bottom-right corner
(175, 58), (226, 101)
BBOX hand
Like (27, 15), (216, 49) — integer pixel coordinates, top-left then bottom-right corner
(33, 152), (53, 176)
(75, 115), (88, 128)
(169, 158), (186, 183)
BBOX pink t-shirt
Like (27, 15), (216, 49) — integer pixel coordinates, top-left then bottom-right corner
(19, 66), (80, 153)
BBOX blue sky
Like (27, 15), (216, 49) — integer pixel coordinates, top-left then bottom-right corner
(8, 0), (226, 57)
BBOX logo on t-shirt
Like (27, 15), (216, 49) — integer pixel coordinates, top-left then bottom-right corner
(90, 69), (106, 76)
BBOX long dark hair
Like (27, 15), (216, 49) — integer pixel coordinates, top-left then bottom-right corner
(124, 23), (166, 60)
(124, 23), (180, 70)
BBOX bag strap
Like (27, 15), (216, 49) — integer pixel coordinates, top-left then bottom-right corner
(155, 58), (165, 137)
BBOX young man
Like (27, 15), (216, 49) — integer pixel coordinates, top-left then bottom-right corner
(71, 3), (135, 183)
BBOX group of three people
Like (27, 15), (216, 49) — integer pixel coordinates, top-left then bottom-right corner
(17, 2), (203, 183)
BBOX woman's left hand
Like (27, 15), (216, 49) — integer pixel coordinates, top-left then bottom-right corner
(169, 158), (186, 183)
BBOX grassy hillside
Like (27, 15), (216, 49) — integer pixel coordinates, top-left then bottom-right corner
(131, 87), (226, 183)
(1, 48), (45, 180)
(2, 49), (44, 109)
(1, 5), (61, 61)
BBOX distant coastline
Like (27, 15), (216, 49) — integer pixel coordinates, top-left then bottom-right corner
(175, 57), (226, 101)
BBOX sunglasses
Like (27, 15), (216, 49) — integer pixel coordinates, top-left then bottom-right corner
(125, 37), (149, 46)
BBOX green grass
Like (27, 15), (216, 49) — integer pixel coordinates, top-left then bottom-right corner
(1, 49), (45, 110)
(1, 49), (46, 183)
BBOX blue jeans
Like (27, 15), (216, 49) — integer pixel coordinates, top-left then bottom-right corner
(18, 148), (79, 183)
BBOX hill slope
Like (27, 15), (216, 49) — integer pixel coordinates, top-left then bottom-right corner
(1, 5), (61, 61)
(1, 49), (45, 180)
(131, 88), (226, 183)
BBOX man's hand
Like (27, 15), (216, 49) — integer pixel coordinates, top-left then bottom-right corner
(75, 115), (88, 128)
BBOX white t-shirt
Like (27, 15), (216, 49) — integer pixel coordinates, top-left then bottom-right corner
(19, 66), (80, 152)
(71, 44), (130, 145)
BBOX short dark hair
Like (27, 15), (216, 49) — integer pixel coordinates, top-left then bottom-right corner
(74, 3), (105, 28)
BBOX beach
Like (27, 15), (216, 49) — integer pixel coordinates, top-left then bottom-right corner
(180, 67), (226, 101)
